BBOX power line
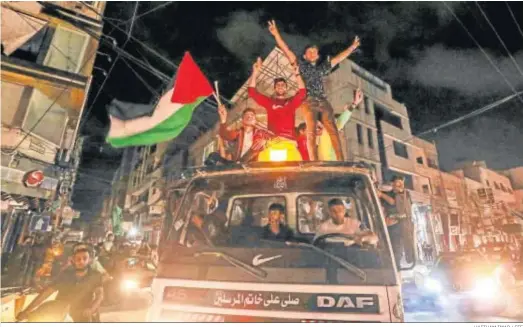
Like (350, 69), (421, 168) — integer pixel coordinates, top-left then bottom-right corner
(505, 2), (523, 40)
(76, 2), (139, 137)
(378, 90), (523, 161)
(132, 2), (174, 21)
(120, 57), (160, 97)
(474, 2), (523, 80)
(79, 1), (233, 106)
(442, 2), (523, 105)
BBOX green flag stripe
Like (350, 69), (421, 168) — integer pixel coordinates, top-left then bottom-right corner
(106, 96), (207, 148)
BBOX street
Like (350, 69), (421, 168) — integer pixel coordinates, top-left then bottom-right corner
(98, 284), (523, 322)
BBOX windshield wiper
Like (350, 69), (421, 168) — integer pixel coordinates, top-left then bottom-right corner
(194, 251), (268, 280)
(260, 239), (367, 281)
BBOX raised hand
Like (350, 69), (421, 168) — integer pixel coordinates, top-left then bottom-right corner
(350, 36), (361, 51)
(218, 104), (227, 124)
(268, 20), (280, 37)
(352, 88), (363, 106)
(292, 63), (300, 76)
(253, 57), (262, 74)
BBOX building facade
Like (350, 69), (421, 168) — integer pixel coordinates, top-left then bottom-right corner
(452, 161), (521, 245)
(1, 1), (106, 254)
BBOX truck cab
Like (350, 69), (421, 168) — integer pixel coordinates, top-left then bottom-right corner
(149, 162), (406, 322)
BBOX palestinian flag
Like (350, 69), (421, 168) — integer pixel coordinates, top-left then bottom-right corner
(106, 52), (214, 148)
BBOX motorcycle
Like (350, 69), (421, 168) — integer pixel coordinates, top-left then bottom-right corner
(120, 257), (157, 293)
(17, 300), (73, 322)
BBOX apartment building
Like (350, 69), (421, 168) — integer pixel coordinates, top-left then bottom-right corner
(502, 167), (523, 212)
(1, 2), (106, 253)
(101, 141), (183, 244)
(452, 161), (520, 243)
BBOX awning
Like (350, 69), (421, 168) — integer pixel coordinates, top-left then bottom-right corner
(1, 7), (47, 55)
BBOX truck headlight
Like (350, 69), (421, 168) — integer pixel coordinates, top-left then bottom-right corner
(424, 277), (442, 293)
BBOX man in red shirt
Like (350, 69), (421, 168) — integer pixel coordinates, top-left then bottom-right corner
(248, 57), (306, 140)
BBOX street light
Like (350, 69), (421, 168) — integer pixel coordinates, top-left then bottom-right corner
(93, 67), (108, 77)
(96, 51), (112, 63)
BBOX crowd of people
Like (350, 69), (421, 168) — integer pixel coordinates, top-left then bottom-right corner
(4, 231), (158, 322)
(205, 20), (362, 166)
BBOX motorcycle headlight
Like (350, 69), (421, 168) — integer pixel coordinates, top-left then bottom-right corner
(122, 279), (138, 291)
(424, 277), (442, 293)
(472, 277), (498, 297)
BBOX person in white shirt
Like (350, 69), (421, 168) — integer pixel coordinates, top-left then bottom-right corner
(315, 198), (378, 246)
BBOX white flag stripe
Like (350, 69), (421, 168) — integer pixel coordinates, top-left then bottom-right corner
(107, 88), (182, 139)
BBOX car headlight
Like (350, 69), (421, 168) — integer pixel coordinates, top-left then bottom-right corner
(122, 279), (138, 291)
(424, 277), (442, 293)
(472, 277), (498, 297)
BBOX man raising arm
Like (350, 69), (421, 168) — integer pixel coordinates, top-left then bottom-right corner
(268, 20), (360, 161)
(248, 57), (306, 140)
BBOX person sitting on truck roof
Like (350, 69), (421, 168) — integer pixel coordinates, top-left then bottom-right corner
(314, 198), (378, 246)
(217, 105), (272, 163)
(262, 203), (294, 242)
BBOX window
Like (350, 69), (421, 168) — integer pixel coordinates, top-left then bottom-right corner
(393, 141), (408, 159)
(367, 128), (374, 148)
(297, 195), (364, 234)
(356, 124), (363, 145)
(500, 184), (506, 192)
(416, 157), (424, 165)
(450, 214), (459, 226)
(486, 180), (490, 187)
(364, 96), (370, 114)
(494, 182), (500, 190)
(43, 26), (89, 74)
(427, 157), (438, 169)
(22, 89), (68, 145)
(230, 196), (286, 228)
(374, 103), (403, 130)
(422, 185), (430, 194)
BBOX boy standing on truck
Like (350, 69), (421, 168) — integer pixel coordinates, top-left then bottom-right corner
(268, 19), (360, 161)
(248, 57), (306, 140)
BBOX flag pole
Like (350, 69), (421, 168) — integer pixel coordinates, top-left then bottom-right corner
(213, 81), (222, 106)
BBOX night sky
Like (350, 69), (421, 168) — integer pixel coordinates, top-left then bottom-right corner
(73, 1), (523, 219)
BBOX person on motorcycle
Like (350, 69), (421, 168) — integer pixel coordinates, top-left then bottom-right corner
(248, 57), (306, 141)
(17, 247), (104, 322)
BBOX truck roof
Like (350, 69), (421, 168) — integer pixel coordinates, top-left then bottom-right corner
(170, 161), (375, 181)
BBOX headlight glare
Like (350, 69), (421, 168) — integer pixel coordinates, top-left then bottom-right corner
(424, 277), (442, 293)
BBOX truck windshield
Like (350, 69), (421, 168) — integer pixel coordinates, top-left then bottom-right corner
(164, 170), (396, 286)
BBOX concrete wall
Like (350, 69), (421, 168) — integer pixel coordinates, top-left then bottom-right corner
(502, 167), (523, 190)
(1, 81), (26, 126)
